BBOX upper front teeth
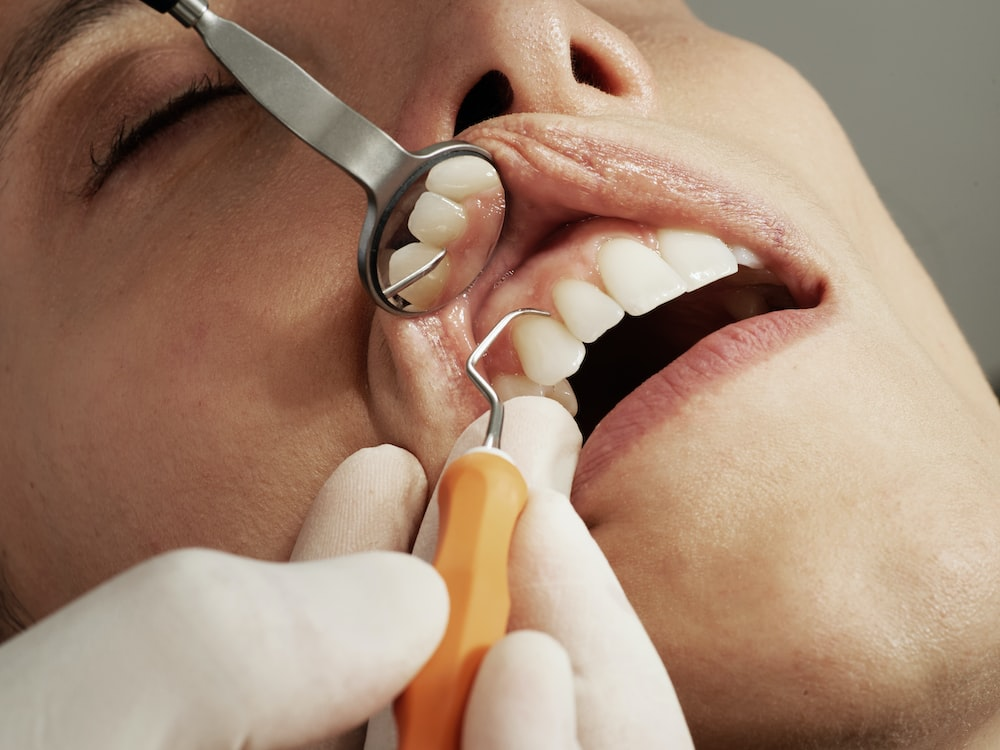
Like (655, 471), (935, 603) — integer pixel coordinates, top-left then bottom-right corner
(551, 279), (624, 343)
(507, 230), (761, 414)
(511, 314), (586, 387)
(597, 238), (686, 316)
(729, 244), (766, 270)
(657, 230), (738, 291)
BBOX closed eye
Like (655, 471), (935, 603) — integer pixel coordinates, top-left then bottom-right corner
(84, 73), (245, 197)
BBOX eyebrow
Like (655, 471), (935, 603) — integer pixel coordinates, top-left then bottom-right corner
(0, 0), (133, 157)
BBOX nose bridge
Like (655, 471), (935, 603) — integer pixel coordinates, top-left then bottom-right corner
(406, 0), (656, 129)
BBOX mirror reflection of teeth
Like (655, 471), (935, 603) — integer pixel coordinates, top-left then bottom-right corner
(407, 191), (468, 247)
(425, 155), (501, 201)
(387, 158), (502, 309)
(508, 231), (771, 412)
(387, 242), (452, 309)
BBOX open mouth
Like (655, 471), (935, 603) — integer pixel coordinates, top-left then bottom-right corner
(568, 265), (798, 440)
(480, 224), (816, 442)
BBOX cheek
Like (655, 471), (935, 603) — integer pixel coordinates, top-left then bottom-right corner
(2, 160), (380, 617)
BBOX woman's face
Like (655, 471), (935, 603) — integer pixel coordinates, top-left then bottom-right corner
(3, 0), (999, 745)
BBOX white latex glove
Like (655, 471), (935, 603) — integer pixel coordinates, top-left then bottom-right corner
(0, 432), (449, 750)
(0, 549), (446, 750)
(0, 396), (691, 749)
(357, 396), (693, 749)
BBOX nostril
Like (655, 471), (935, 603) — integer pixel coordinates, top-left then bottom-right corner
(454, 70), (514, 135)
(570, 43), (617, 95)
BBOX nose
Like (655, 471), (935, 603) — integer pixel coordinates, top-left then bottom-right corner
(380, 0), (656, 141)
(357, 0), (657, 456)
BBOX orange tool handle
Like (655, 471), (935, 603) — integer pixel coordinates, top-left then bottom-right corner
(395, 448), (528, 750)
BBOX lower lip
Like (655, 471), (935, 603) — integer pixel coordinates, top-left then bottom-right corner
(571, 306), (822, 502)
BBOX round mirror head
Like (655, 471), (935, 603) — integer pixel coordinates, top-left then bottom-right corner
(367, 151), (506, 314)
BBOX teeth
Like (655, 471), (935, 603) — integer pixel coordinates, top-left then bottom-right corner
(656, 230), (737, 291)
(495, 230), (778, 418)
(597, 237), (686, 316)
(730, 244), (766, 270)
(387, 242), (450, 309)
(407, 191), (467, 247)
(425, 156), (501, 201)
(511, 315), (585, 387)
(493, 374), (579, 416)
(551, 279), (624, 343)
(723, 288), (770, 321)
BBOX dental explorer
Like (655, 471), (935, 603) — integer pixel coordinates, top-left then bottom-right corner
(138, 0), (505, 314)
(395, 308), (550, 750)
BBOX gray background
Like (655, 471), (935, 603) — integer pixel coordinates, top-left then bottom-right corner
(688, 1), (999, 391)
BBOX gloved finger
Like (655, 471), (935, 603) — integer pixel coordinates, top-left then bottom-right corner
(366, 396), (582, 750)
(411, 395), (582, 562)
(0, 549), (446, 750)
(292, 446), (432, 750)
(292, 444), (428, 561)
(508, 489), (694, 749)
(463, 630), (580, 750)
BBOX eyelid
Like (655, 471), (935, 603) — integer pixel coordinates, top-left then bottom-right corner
(83, 74), (246, 198)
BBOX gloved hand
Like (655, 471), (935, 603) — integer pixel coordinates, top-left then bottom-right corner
(0, 548), (446, 749)
(0, 397), (578, 750)
(353, 396), (693, 749)
(0, 396), (692, 749)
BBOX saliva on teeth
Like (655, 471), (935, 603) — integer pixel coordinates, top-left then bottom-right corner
(386, 156), (502, 310)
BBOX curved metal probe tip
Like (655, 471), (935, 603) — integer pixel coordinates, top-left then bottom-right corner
(466, 308), (550, 451)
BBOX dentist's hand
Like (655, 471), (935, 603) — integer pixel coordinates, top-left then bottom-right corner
(0, 549), (447, 750)
(0, 434), (449, 750)
(346, 397), (693, 749)
(466, 397), (693, 749)
(0, 396), (691, 750)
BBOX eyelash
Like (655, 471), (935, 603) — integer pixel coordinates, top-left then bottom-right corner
(85, 74), (245, 197)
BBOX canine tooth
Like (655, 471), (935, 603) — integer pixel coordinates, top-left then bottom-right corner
(657, 230), (738, 292)
(730, 244), (766, 270)
(407, 191), (467, 246)
(494, 375), (578, 417)
(425, 156), (501, 201)
(387, 242), (450, 309)
(512, 316), (585, 387)
(597, 238), (685, 316)
(723, 288), (770, 321)
(552, 279), (624, 343)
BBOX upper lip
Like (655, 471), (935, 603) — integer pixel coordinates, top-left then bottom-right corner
(461, 111), (825, 340)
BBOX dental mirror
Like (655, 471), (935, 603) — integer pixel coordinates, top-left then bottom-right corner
(141, 0), (505, 314)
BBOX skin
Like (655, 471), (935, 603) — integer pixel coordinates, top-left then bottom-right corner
(1, 0), (999, 747)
